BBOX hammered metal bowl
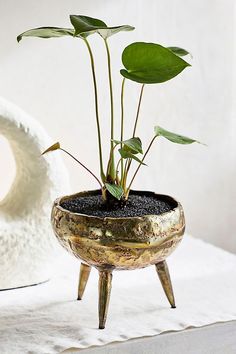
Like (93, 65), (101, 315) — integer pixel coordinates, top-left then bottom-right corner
(51, 189), (185, 329)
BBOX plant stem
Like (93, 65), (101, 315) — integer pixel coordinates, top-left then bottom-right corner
(116, 158), (122, 176)
(120, 77), (126, 183)
(122, 159), (129, 191)
(132, 84), (145, 137)
(125, 135), (157, 198)
(104, 38), (115, 181)
(106, 143), (118, 179)
(83, 38), (105, 182)
(115, 158), (122, 184)
(125, 84), (145, 184)
(60, 148), (103, 188)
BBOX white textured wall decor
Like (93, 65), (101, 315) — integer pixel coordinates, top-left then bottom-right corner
(0, 97), (70, 289)
(0, 0), (235, 253)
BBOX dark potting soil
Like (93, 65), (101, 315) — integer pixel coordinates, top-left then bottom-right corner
(60, 193), (175, 218)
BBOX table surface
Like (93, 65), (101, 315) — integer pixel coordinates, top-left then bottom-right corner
(64, 321), (236, 354)
(1, 235), (236, 354)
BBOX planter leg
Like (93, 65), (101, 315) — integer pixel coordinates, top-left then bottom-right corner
(77, 263), (91, 300)
(98, 270), (113, 329)
(155, 261), (176, 308)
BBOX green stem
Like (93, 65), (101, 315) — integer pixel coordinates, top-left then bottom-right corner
(132, 84), (145, 137)
(120, 78), (126, 184)
(83, 38), (105, 182)
(115, 158), (122, 184)
(106, 143), (118, 179)
(125, 84), (145, 181)
(125, 135), (157, 198)
(104, 38), (115, 181)
(122, 159), (129, 191)
(60, 148), (103, 188)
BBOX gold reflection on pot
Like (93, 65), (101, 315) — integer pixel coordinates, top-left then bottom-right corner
(51, 190), (185, 329)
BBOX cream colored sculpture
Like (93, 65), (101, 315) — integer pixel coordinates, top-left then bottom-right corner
(0, 96), (70, 290)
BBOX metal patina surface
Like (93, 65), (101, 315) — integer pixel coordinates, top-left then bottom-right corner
(51, 190), (185, 270)
(51, 189), (185, 329)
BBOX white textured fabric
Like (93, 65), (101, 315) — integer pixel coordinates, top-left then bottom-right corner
(0, 97), (70, 289)
(0, 236), (236, 354)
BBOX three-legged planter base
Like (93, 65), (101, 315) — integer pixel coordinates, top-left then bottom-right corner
(77, 261), (176, 329)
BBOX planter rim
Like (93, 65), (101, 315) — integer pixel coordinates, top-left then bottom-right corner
(53, 189), (181, 222)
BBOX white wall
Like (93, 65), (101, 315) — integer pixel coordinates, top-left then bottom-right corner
(0, 0), (235, 252)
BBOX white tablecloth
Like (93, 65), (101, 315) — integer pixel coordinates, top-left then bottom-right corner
(0, 235), (236, 354)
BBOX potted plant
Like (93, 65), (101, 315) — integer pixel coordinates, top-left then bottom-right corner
(18, 15), (200, 329)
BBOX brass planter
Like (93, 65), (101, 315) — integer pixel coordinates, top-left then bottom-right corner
(51, 189), (185, 329)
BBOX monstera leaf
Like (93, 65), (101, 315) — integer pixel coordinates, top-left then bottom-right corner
(17, 15), (134, 42)
(105, 183), (124, 200)
(17, 27), (74, 42)
(154, 126), (199, 144)
(112, 137), (143, 154)
(41, 142), (61, 155)
(167, 46), (191, 57)
(70, 15), (134, 39)
(120, 42), (191, 84)
(118, 148), (146, 165)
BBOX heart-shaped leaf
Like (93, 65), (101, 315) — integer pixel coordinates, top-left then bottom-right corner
(17, 16), (134, 42)
(167, 46), (191, 57)
(98, 26), (134, 39)
(70, 15), (134, 39)
(105, 183), (124, 200)
(112, 137), (143, 154)
(120, 42), (191, 84)
(154, 126), (199, 144)
(17, 27), (74, 42)
(41, 142), (61, 155)
(118, 148), (146, 165)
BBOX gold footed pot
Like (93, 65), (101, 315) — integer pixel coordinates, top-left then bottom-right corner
(51, 189), (185, 329)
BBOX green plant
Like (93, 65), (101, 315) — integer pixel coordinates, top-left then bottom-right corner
(18, 15), (200, 204)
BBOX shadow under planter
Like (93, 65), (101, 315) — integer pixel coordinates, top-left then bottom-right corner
(51, 190), (185, 329)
